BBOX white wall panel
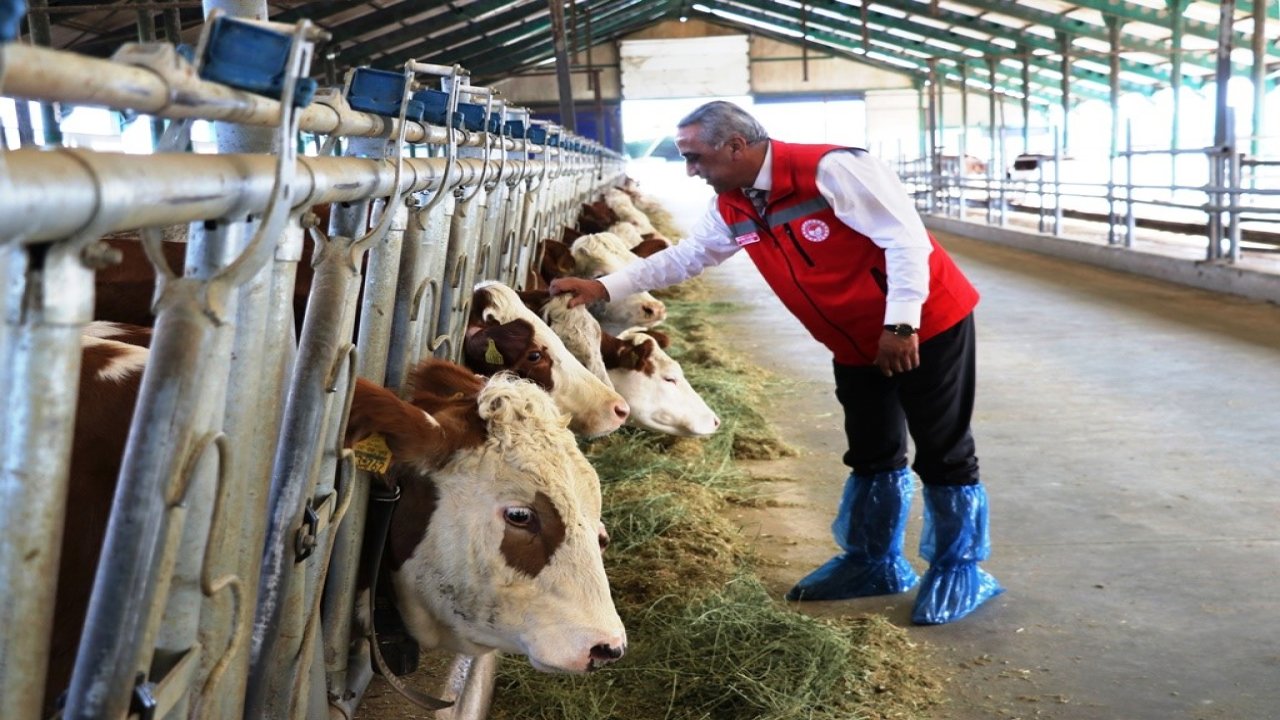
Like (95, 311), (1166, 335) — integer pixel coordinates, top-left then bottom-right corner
(619, 35), (750, 100)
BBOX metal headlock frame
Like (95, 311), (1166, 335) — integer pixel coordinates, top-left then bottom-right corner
(0, 13), (625, 720)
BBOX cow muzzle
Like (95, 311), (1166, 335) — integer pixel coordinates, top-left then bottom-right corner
(587, 641), (626, 671)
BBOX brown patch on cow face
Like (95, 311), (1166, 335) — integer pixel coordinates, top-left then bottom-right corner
(631, 237), (670, 258)
(541, 238), (577, 278)
(577, 200), (618, 234)
(463, 319), (554, 391)
(560, 227), (584, 246)
(499, 491), (567, 577)
(517, 289), (551, 314)
(603, 333), (657, 375)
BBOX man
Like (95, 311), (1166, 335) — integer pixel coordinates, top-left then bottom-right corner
(550, 101), (1002, 624)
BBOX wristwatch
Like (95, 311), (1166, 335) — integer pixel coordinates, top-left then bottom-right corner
(884, 323), (918, 337)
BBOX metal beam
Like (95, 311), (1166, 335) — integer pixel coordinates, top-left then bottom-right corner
(702, 0), (1127, 102)
(844, 0), (1189, 82)
(719, 0), (1155, 96)
(376, 0), (654, 78)
(333, 0), (544, 68)
(465, 2), (668, 81)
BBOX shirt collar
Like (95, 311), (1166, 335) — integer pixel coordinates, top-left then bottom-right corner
(749, 142), (773, 193)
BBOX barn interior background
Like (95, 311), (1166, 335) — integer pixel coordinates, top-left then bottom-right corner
(2, 1), (1278, 719)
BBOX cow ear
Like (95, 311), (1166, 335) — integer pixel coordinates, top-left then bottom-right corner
(347, 379), (451, 471)
(644, 329), (671, 349)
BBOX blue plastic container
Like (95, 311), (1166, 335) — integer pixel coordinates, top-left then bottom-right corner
(455, 101), (486, 132)
(348, 67), (423, 120)
(414, 89), (454, 127)
(200, 17), (316, 107)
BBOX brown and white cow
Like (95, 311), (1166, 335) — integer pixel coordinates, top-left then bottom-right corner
(519, 291), (719, 437)
(49, 332), (625, 712)
(568, 233), (667, 336)
(360, 359), (626, 672)
(601, 328), (720, 438)
(465, 281), (628, 438)
(517, 289), (611, 386)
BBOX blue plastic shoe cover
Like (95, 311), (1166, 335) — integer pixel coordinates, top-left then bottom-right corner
(786, 468), (920, 601)
(911, 483), (1004, 624)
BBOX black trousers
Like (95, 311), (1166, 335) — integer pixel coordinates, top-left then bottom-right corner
(832, 314), (979, 487)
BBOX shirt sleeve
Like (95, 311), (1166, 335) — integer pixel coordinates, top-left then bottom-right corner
(598, 196), (742, 301)
(816, 150), (931, 328)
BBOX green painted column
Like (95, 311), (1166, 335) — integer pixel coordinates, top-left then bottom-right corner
(1020, 46), (1031, 152)
(1251, 0), (1269, 156)
(1168, 0), (1189, 179)
(1059, 32), (1071, 154)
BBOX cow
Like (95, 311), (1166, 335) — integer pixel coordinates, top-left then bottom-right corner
(47, 332), (625, 713)
(517, 289), (612, 386)
(464, 281), (629, 438)
(601, 328), (720, 438)
(517, 291), (718, 438)
(568, 232), (667, 335)
(618, 177), (685, 241)
(358, 358), (626, 672)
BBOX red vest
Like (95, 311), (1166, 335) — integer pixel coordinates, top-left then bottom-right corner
(716, 140), (979, 365)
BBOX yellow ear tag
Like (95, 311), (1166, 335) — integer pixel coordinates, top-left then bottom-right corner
(485, 338), (504, 365)
(352, 433), (393, 474)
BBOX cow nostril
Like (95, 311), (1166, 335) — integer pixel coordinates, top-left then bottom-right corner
(713, 416), (721, 428)
(613, 402), (629, 420)
(590, 643), (624, 662)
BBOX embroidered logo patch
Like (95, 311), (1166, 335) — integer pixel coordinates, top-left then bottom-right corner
(735, 231), (761, 247)
(800, 219), (830, 242)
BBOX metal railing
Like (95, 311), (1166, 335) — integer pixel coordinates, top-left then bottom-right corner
(897, 133), (1280, 264)
(0, 15), (622, 720)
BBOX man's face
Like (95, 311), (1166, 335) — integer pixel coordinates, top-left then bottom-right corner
(676, 124), (748, 195)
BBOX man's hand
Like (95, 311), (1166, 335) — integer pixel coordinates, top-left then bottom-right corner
(548, 277), (610, 309)
(874, 330), (920, 377)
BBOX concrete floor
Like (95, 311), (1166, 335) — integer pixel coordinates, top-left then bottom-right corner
(635, 166), (1280, 720)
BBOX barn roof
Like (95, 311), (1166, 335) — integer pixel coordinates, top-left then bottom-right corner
(17, 0), (1280, 107)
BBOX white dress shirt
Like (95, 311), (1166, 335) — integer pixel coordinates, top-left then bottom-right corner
(600, 143), (933, 327)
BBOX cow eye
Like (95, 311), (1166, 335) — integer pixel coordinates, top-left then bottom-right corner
(664, 376), (679, 385)
(526, 350), (543, 362)
(504, 506), (534, 527)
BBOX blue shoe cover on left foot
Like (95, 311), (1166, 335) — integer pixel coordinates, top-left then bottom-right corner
(911, 483), (1004, 625)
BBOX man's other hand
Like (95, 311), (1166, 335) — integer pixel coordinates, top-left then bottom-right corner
(874, 331), (920, 377)
(548, 277), (610, 309)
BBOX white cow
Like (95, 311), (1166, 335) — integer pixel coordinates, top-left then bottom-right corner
(466, 281), (629, 438)
(603, 328), (720, 438)
(569, 232), (667, 335)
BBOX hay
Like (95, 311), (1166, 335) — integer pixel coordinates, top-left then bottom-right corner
(490, 577), (940, 720)
(484, 285), (942, 720)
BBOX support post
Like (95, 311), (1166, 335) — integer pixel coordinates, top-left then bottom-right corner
(25, 0), (64, 146)
(1106, 16), (1123, 245)
(1020, 46), (1030, 153)
(1059, 32), (1071, 155)
(1168, 0), (1189, 186)
(547, 0), (576, 132)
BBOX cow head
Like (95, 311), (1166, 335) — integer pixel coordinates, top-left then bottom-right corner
(355, 360), (625, 673)
(466, 281), (627, 438)
(569, 233), (667, 335)
(519, 289), (611, 386)
(602, 328), (720, 438)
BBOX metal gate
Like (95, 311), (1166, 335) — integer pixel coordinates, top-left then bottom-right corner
(0, 11), (622, 720)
